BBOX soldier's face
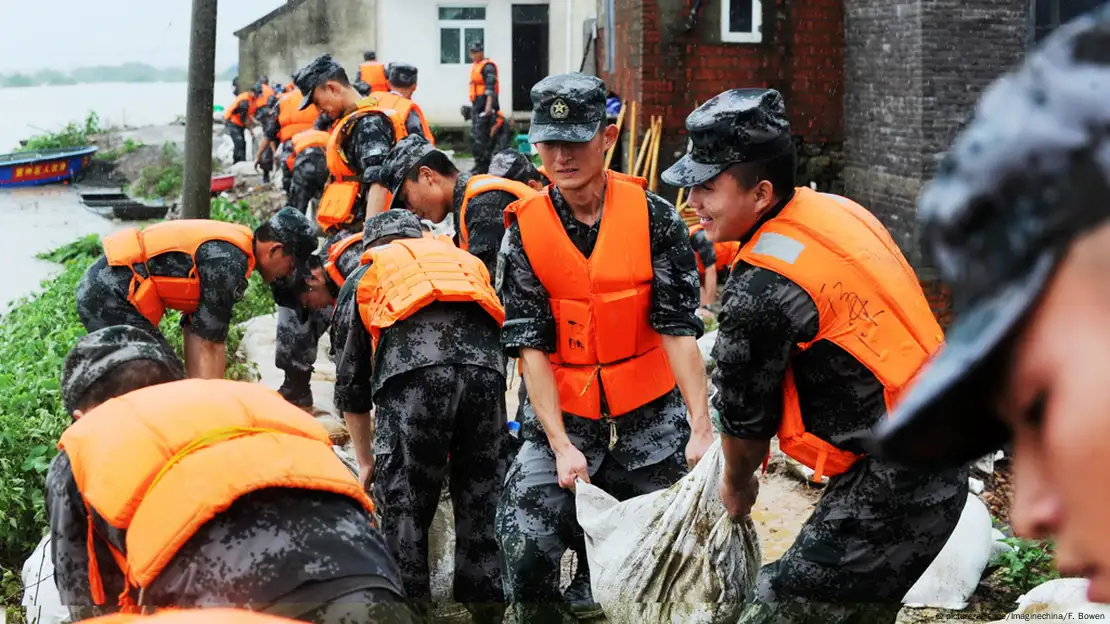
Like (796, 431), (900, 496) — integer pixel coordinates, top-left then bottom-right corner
(299, 268), (335, 311)
(687, 168), (775, 242)
(995, 224), (1110, 602)
(535, 124), (618, 192)
(399, 169), (450, 221)
(257, 244), (295, 282)
(312, 82), (346, 118)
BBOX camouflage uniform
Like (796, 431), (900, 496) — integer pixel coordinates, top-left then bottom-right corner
(226, 93), (253, 163)
(288, 148), (329, 214)
(256, 95), (279, 183)
(261, 100), (293, 194)
(47, 327), (415, 623)
(496, 73), (703, 623)
(331, 211), (507, 621)
(488, 149), (547, 187)
(660, 89), (967, 624)
(468, 43), (500, 175)
(689, 226), (717, 282)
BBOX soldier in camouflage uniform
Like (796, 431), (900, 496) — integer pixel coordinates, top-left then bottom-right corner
(496, 73), (714, 623)
(46, 326), (416, 623)
(329, 210), (507, 622)
(488, 149), (549, 191)
(254, 88), (279, 183)
(660, 90), (967, 623)
(294, 55), (434, 234)
(877, 7), (1110, 602)
(287, 113), (334, 214)
(687, 225), (719, 312)
(467, 42), (499, 175)
(379, 134), (523, 277)
(76, 208), (318, 379)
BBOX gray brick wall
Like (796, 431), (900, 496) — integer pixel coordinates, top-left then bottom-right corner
(843, 0), (1027, 266)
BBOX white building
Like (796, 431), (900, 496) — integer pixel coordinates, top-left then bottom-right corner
(235, 0), (597, 129)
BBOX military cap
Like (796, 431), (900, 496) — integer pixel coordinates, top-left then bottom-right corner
(387, 63), (418, 88)
(61, 326), (185, 414)
(460, 104), (473, 123)
(469, 41), (484, 53)
(660, 89), (793, 188)
(362, 209), (425, 247)
(381, 134), (440, 199)
(528, 73), (607, 144)
(265, 207), (319, 266)
(874, 4), (1110, 470)
(293, 54), (346, 111)
(364, 50), (377, 61)
(489, 149), (546, 184)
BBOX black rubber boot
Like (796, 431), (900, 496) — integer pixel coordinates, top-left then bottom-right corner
(278, 369), (313, 408)
(563, 549), (603, 619)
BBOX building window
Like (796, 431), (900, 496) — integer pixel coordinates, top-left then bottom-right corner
(721, 0), (762, 44)
(439, 6), (487, 64)
(1032, 0), (1104, 43)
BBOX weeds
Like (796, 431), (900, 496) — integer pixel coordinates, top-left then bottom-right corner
(130, 142), (184, 200)
(14, 112), (102, 152)
(997, 537), (1061, 595)
(97, 137), (143, 163)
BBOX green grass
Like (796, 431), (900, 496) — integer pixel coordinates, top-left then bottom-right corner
(14, 112), (102, 153)
(0, 196), (274, 620)
(129, 142), (184, 200)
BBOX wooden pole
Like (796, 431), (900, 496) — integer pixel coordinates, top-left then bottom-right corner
(633, 122), (653, 178)
(648, 117), (663, 192)
(604, 102), (626, 170)
(675, 186), (686, 211)
(181, 0), (219, 219)
(626, 101), (638, 173)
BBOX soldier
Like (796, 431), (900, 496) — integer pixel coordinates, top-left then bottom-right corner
(875, 6), (1110, 603)
(380, 134), (534, 276)
(285, 114), (334, 215)
(368, 63), (436, 141)
(329, 210), (507, 622)
(75, 208), (317, 380)
(224, 84), (260, 163)
(271, 229), (365, 408)
(488, 149), (550, 191)
(496, 73), (714, 622)
(687, 223), (739, 316)
(258, 80), (321, 195)
(467, 42), (499, 175)
(356, 50), (390, 96)
(292, 54), (428, 238)
(659, 89), (967, 623)
(46, 326), (414, 622)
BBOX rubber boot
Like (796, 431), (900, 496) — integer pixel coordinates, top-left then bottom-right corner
(563, 545), (603, 619)
(278, 369), (313, 409)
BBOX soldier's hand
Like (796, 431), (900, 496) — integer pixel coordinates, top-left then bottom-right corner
(359, 460), (374, 493)
(720, 473), (759, 521)
(555, 444), (590, 490)
(685, 427), (715, 467)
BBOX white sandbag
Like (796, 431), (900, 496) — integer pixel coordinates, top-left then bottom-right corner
(697, 330), (718, 372)
(21, 534), (70, 624)
(576, 438), (761, 624)
(902, 494), (993, 610)
(988, 529), (1013, 567)
(213, 134), (235, 167)
(1012, 578), (1110, 616)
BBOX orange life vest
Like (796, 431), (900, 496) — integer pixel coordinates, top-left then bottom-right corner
(504, 171), (675, 419)
(731, 187), (945, 481)
(459, 175), (536, 251)
(284, 129), (331, 173)
(101, 221), (256, 328)
(317, 99), (409, 232)
(356, 237), (504, 350)
(359, 62), (390, 93)
(361, 92), (435, 145)
(59, 379), (375, 609)
(85, 608), (299, 623)
(688, 223), (741, 276)
(325, 233), (363, 288)
(468, 59), (499, 102)
(223, 92), (256, 127)
(276, 89), (320, 142)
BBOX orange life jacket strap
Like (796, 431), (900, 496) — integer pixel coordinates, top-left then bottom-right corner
(812, 449), (828, 484)
(85, 501), (107, 606)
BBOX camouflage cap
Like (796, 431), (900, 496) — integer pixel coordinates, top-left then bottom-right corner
(293, 54), (346, 111)
(528, 73), (607, 144)
(874, 4), (1110, 470)
(387, 63), (418, 88)
(265, 207), (319, 266)
(381, 134), (440, 199)
(362, 209), (425, 247)
(469, 41), (484, 52)
(61, 326), (185, 414)
(489, 149), (546, 184)
(660, 88), (793, 188)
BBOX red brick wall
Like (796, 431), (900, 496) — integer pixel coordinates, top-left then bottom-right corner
(597, 0), (844, 185)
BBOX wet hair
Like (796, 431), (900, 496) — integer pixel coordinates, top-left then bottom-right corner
(322, 67), (352, 88)
(726, 148), (797, 200)
(405, 151), (459, 183)
(75, 360), (181, 413)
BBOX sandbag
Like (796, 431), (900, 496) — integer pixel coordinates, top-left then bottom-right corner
(22, 534), (69, 624)
(576, 438), (761, 624)
(902, 494), (994, 610)
(1011, 578), (1110, 617)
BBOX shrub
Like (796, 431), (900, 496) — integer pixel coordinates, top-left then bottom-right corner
(15, 112), (102, 152)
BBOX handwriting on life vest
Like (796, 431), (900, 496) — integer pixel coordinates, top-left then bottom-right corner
(819, 282), (886, 357)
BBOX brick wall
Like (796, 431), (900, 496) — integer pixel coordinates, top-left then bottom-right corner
(596, 0), (844, 200)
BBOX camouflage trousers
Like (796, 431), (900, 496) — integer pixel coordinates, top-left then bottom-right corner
(275, 305), (332, 374)
(470, 112), (493, 174)
(496, 440), (687, 624)
(737, 458), (968, 624)
(227, 123), (246, 163)
(289, 149), (329, 214)
(76, 257), (180, 364)
(371, 364), (508, 617)
(269, 586), (421, 624)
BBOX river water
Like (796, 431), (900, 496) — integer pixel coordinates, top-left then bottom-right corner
(0, 82), (194, 312)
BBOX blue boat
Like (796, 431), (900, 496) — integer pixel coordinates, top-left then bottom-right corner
(0, 145), (98, 188)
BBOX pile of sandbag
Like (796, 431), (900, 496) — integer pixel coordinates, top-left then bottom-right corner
(576, 439), (761, 624)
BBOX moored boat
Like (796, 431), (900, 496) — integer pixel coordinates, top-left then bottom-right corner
(0, 146), (98, 188)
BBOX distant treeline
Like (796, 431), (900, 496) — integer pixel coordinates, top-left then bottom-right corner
(0, 63), (238, 88)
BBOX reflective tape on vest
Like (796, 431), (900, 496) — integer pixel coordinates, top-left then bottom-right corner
(749, 232), (806, 265)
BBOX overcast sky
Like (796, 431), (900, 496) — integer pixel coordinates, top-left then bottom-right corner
(0, 0), (286, 73)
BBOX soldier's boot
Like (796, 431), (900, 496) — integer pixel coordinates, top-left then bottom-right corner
(278, 369), (313, 409)
(563, 554), (603, 619)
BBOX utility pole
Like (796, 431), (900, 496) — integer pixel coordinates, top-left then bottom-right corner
(181, 0), (219, 219)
